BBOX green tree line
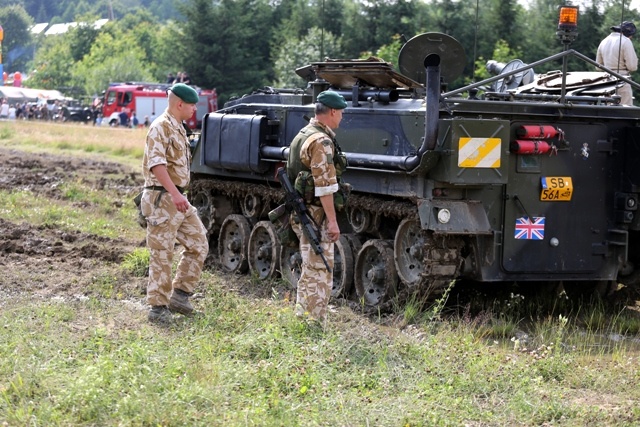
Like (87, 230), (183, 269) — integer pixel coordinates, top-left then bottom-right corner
(0, 0), (638, 106)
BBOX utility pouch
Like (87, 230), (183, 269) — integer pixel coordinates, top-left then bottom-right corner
(268, 204), (299, 247)
(335, 151), (348, 175)
(334, 181), (352, 212)
(294, 171), (317, 205)
(133, 191), (147, 228)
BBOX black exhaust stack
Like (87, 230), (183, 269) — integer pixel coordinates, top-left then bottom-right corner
(261, 54), (442, 172)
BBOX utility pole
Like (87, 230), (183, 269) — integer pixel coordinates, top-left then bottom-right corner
(108, 0), (114, 20)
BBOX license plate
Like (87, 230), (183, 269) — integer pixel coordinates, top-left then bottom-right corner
(540, 177), (573, 201)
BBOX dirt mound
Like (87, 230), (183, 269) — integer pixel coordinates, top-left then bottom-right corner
(0, 218), (130, 262)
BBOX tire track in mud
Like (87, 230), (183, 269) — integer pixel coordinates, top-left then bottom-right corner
(0, 146), (145, 298)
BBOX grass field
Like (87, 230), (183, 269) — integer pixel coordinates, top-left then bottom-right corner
(0, 119), (147, 169)
(1, 120), (640, 426)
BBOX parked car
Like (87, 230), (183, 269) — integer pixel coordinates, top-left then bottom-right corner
(62, 100), (94, 123)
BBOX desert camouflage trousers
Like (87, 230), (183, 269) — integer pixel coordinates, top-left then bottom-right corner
(291, 205), (334, 322)
(141, 189), (209, 306)
(617, 81), (634, 106)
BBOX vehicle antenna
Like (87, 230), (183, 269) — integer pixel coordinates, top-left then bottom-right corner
(615, 0), (629, 75)
(472, 0), (480, 83)
(320, 0), (325, 61)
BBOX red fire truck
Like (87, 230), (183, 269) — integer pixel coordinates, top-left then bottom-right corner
(101, 82), (218, 129)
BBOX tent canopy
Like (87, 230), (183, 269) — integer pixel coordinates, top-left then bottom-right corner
(0, 87), (68, 104)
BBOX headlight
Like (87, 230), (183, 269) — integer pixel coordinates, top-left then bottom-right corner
(437, 208), (451, 224)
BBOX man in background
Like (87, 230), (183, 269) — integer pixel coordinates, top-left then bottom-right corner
(597, 21), (638, 106)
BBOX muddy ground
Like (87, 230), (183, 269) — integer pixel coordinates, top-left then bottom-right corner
(0, 146), (146, 302)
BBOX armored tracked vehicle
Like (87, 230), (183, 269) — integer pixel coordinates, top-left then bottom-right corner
(189, 10), (640, 308)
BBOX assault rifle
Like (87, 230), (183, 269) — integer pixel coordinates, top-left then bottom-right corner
(276, 167), (331, 272)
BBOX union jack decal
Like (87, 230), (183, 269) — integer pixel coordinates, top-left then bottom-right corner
(514, 217), (545, 240)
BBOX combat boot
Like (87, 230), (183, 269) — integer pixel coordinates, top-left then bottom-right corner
(169, 288), (195, 316)
(148, 305), (173, 325)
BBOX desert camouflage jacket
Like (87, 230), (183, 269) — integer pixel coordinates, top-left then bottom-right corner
(142, 110), (191, 189)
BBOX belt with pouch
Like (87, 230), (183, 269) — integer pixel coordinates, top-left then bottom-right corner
(144, 185), (185, 194)
(144, 185), (185, 207)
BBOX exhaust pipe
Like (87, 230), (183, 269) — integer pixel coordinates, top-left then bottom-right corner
(261, 54), (442, 171)
(420, 54), (441, 153)
(334, 89), (400, 103)
(346, 53), (441, 171)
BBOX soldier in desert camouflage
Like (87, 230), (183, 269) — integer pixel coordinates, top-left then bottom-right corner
(140, 83), (209, 324)
(286, 90), (348, 325)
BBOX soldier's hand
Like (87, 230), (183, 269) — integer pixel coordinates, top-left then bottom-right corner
(327, 220), (340, 242)
(172, 193), (190, 213)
